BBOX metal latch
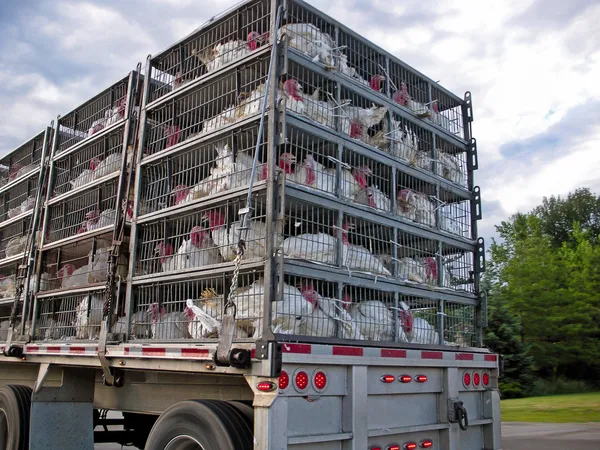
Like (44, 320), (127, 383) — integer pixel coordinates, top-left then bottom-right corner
(448, 399), (469, 431)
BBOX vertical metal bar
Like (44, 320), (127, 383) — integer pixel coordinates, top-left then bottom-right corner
(123, 56), (153, 341)
(24, 125), (54, 339)
(259, 2), (284, 342)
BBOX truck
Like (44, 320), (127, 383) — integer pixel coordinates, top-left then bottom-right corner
(0, 1), (500, 449)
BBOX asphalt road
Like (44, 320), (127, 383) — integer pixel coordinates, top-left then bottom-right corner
(95, 422), (600, 449)
(501, 422), (600, 450)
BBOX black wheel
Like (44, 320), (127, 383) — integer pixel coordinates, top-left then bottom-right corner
(144, 400), (253, 450)
(225, 401), (254, 428)
(0, 385), (32, 450)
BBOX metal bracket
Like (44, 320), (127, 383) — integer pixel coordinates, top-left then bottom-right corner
(467, 137), (478, 171)
(97, 322), (124, 387)
(255, 340), (283, 378)
(34, 363), (51, 395)
(478, 291), (488, 328)
(474, 237), (486, 274)
(472, 185), (482, 220)
(464, 91), (474, 123)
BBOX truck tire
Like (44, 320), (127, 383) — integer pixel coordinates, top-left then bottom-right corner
(144, 400), (253, 450)
(225, 401), (254, 427)
(0, 385), (33, 450)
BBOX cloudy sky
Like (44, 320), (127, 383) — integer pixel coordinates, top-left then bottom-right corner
(1, 0), (599, 242)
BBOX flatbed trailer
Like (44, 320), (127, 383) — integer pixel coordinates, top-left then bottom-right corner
(0, 1), (499, 449)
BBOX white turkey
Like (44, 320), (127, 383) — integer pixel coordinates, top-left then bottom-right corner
(290, 154), (335, 192)
(440, 209), (464, 235)
(70, 162), (96, 190)
(7, 195), (36, 219)
(280, 226), (339, 265)
(354, 186), (392, 211)
(83, 208), (116, 232)
(4, 235), (28, 258)
(299, 282), (364, 340)
(340, 103), (389, 142)
(185, 290), (249, 339)
(340, 165), (371, 200)
(91, 147), (133, 180)
(349, 299), (396, 342)
(278, 23), (336, 67)
(396, 189), (436, 227)
(75, 293), (104, 339)
(387, 122), (431, 170)
(174, 226), (224, 270)
(398, 301), (440, 345)
(436, 152), (466, 187)
(147, 303), (190, 340)
(430, 101), (454, 132)
(392, 82), (432, 118)
(154, 242), (177, 273)
(28, 272), (50, 293)
(340, 222), (391, 276)
(88, 247), (128, 283)
(203, 209), (282, 261)
(0, 275), (16, 298)
(57, 263), (92, 289)
(14, 163), (38, 179)
(396, 257), (427, 284)
(194, 31), (267, 73)
(111, 310), (152, 339)
(233, 278), (314, 338)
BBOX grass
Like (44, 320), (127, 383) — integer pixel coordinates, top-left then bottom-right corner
(501, 392), (600, 423)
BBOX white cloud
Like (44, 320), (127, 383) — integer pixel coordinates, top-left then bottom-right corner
(0, 0), (598, 244)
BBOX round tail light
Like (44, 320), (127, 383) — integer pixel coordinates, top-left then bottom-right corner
(313, 371), (327, 390)
(463, 372), (471, 387)
(278, 370), (289, 390)
(483, 372), (490, 386)
(473, 372), (481, 386)
(295, 371), (309, 391)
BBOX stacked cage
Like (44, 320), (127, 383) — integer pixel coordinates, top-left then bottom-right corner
(31, 71), (142, 342)
(0, 129), (51, 342)
(125, 0), (484, 348)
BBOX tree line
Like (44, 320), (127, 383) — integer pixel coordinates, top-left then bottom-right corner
(483, 188), (600, 398)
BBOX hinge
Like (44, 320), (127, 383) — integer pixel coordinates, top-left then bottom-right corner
(472, 186), (482, 220)
(255, 340), (283, 378)
(475, 237), (486, 274)
(467, 137), (478, 171)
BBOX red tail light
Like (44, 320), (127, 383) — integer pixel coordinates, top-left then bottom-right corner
(387, 446), (400, 450)
(419, 440), (433, 448)
(463, 372), (471, 387)
(295, 371), (309, 390)
(415, 375), (428, 383)
(256, 381), (276, 392)
(369, 448), (382, 450)
(404, 443), (417, 450)
(381, 375), (396, 383)
(313, 371), (327, 390)
(278, 370), (289, 390)
(473, 372), (481, 386)
(399, 375), (412, 383)
(482, 372), (490, 386)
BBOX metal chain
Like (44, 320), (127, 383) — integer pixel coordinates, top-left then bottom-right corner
(8, 283), (24, 326)
(102, 252), (116, 317)
(224, 239), (246, 319)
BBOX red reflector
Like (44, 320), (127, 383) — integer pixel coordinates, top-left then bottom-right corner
(256, 381), (276, 392)
(415, 375), (428, 383)
(420, 440), (433, 448)
(483, 372), (490, 386)
(473, 372), (481, 386)
(399, 375), (412, 383)
(381, 374), (396, 383)
(404, 443), (418, 450)
(278, 371), (289, 390)
(463, 372), (471, 386)
(295, 371), (309, 390)
(314, 371), (327, 390)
